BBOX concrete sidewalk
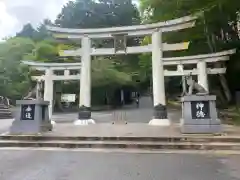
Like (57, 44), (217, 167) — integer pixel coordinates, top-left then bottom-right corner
(45, 123), (240, 138)
(0, 119), (13, 134)
(1, 123), (240, 151)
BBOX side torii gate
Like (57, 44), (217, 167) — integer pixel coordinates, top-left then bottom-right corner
(22, 61), (82, 121)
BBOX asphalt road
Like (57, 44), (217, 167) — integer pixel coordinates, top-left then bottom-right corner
(0, 150), (239, 180)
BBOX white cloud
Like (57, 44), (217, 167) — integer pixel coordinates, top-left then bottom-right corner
(0, 1), (18, 40)
(0, 0), (70, 40)
(0, 0), (139, 40)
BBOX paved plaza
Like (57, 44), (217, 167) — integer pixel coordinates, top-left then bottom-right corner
(45, 122), (240, 137)
(51, 108), (181, 124)
(51, 96), (181, 124)
(0, 149), (239, 180)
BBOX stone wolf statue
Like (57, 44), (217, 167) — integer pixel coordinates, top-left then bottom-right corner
(182, 73), (208, 96)
(23, 80), (44, 100)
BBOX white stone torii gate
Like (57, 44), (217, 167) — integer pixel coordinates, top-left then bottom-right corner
(46, 15), (236, 126)
(47, 15), (197, 126)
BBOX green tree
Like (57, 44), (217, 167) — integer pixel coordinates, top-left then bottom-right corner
(55, 0), (140, 28)
(139, 0), (240, 103)
(16, 24), (37, 40)
(34, 19), (53, 41)
(0, 38), (34, 100)
(91, 56), (133, 105)
(17, 19), (53, 42)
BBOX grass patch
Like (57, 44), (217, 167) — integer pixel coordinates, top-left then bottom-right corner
(220, 107), (240, 126)
(167, 100), (181, 109)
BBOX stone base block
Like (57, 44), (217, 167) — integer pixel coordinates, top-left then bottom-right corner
(10, 121), (52, 134)
(10, 100), (52, 134)
(210, 118), (221, 125)
(74, 119), (96, 126)
(148, 119), (171, 126)
(181, 124), (222, 134)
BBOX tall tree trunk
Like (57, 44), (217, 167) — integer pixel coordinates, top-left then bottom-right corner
(211, 32), (232, 102)
(219, 74), (232, 101)
(54, 82), (64, 112)
(55, 92), (64, 111)
(203, 14), (232, 102)
(105, 91), (110, 105)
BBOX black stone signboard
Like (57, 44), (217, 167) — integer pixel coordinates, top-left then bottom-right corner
(21, 104), (35, 120)
(191, 101), (210, 119)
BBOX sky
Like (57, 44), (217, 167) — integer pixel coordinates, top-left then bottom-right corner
(0, 0), (139, 40)
(0, 0), (70, 40)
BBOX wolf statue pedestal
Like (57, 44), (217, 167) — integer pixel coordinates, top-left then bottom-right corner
(180, 73), (222, 134)
(181, 95), (222, 134)
(10, 100), (52, 134)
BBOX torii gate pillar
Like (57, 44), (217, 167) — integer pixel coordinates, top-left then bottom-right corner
(74, 36), (95, 125)
(197, 60), (209, 92)
(149, 30), (170, 126)
(44, 69), (54, 120)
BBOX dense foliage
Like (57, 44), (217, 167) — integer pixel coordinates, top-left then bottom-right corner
(139, 0), (240, 104)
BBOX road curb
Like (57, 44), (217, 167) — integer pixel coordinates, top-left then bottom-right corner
(1, 135), (240, 143)
(0, 140), (239, 150)
(0, 135), (239, 150)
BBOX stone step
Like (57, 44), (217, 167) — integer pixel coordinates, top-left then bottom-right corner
(0, 112), (12, 115)
(0, 103), (13, 119)
(0, 114), (12, 117)
(0, 113), (12, 115)
(0, 116), (13, 119)
(0, 114), (13, 119)
(1, 135), (240, 143)
(0, 109), (12, 112)
(0, 112), (11, 115)
(0, 107), (10, 111)
(0, 140), (239, 150)
(0, 104), (8, 107)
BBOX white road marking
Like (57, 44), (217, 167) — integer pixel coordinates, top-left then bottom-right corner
(0, 147), (239, 155)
